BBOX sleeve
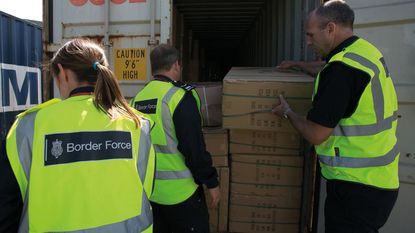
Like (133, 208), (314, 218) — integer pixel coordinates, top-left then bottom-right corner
(307, 62), (370, 128)
(173, 92), (219, 189)
(0, 138), (23, 232)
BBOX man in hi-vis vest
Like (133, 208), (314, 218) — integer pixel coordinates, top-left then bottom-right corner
(273, 1), (399, 233)
(130, 44), (220, 233)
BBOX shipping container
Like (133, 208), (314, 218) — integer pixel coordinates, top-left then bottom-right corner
(43, 0), (319, 99)
(0, 11), (42, 156)
(43, 0), (415, 232)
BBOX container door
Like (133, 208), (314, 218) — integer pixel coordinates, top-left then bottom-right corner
(317, 1), (415, 233)
(0, 12), (42, 155)
(46, 0), (172, 98)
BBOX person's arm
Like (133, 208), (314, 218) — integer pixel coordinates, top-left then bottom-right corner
(0, 140), (23, 232)
(273, 63), (370, 145)
(272, 95), (333, 145)
(173, 92), (220, 208)
(277, 60), (326, 77)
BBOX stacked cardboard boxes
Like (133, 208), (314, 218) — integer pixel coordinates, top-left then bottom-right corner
(203, 128), (229, 232)
(222, 67), (314, 233)
(192, 82), (223, 127)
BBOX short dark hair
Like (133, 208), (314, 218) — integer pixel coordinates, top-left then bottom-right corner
(150, 44), (180, 74)
(315, 0), (354, 29)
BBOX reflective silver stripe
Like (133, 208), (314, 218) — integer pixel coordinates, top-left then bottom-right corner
(333, 111), (398, 136)
(156, 170), (193, 180)
(17, 184), (29, 233)
(15, 112), (37, 233)
(345, 52), (384, 122)
(159, 87), (181, 154)
(318, 144), (399, 168)
(332, 53), (385, 137)
(156, 86), (193, 181)
(379, 57), (390, 77)
(137, 119), (151, 183)
(16, 112), (37, 180)
(153, 144), (178, 154)
(53, 192), (152, 233)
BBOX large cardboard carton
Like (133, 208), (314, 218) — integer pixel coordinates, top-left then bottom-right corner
(192, 82), (223, 126)
(228, 221), (299, 233)
(203, 128), (228, 167)
(231, 154), (303, 186)
(229, 129), (301, 155)
(212, 156), (228, 167)
(205, 167), (229, 232)
(229, 192), (301, 233)
(222, 67), (313, 132)
(230, 182), (302, 200)
(203, 128), (228, 155)
(229, 205), (300, 224)
(230, 191), (301, 209)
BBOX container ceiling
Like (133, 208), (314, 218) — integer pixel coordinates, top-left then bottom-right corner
(175, 0), (267, 49)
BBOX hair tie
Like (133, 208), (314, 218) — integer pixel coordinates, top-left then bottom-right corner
(92, 61), (100, 71)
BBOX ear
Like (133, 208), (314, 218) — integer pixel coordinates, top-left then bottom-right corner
(173, 61), (180, 71)
(327, 22), (336, 34)
(57, 64), (69, 82)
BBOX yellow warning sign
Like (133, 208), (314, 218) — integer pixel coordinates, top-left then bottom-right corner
(114, 48), (147, 81)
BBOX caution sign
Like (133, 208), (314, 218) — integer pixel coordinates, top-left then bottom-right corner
(114, 48), (147, 81)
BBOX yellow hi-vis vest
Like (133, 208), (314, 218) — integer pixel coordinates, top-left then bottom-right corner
(130, 80), (200, 205)
(314, 38), (399, 189)
(6, 96), (155, 233)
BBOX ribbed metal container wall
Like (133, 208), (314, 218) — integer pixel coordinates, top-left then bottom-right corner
(0, 11), (42, 151)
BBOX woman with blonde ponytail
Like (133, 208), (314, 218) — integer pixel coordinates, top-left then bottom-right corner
(2, 38), (155, 233)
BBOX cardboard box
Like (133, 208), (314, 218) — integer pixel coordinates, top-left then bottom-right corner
(192, 82), (223, 126)
(229, 129), (301, 155)
(203, 128), (228, 167)
(203, 128), (228, 156)
(230, 191), (301, 209)
(222, 67), (313, 132)
(230, 182), (302, 200)
(231, 154), (303, 186)
(205, 167), (230, 232)
(228, 221), (299, 233)
(229, 204), (300, 224)
(223, 67), (314, 98)
(212, 156), (228, 167)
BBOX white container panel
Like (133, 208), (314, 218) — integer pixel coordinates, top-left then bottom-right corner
(52, 0), (162, 41)
(48, 0), (172, 96)
(350, 0), (415, 90)
(396, 104), (415, 165)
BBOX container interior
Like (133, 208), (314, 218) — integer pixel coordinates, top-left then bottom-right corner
(173, 0), (319, 82)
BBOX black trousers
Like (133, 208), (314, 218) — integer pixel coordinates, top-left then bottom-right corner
(325, 180), (398, 233)
(151, 187), (210, 233)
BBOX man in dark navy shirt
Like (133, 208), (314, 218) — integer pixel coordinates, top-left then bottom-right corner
(274, 1), (398, 233)
(130, 44), (219, 233)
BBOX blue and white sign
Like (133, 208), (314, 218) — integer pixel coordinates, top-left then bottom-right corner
(0, 63), (41, 113)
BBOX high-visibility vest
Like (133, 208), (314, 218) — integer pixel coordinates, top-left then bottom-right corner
(314, 38), (399, 189)
(130, 80), (200, 205)
(6, 96), (155, 233)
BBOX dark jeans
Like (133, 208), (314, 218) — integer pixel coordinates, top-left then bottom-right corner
(151, 187), (209, 233)
(325, 180), (398, 233)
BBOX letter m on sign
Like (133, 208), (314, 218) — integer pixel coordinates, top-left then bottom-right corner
(0, 63), (41, 111)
